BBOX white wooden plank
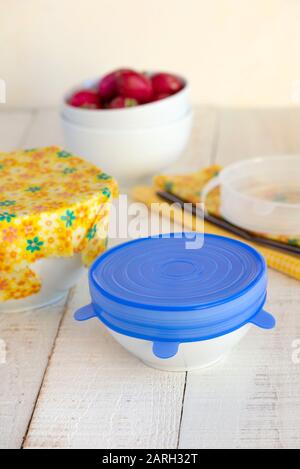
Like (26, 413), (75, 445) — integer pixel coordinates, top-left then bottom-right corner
(0, 110), (32, 151)
(179, 108), (300, 449)
(0, 109), (68, 448)
(0, 298), (68, 449)
(23, 272), (185, 449)
(179, 271), (300, 449)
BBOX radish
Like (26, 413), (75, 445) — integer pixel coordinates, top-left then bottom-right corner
(69, 89), (100, 108)
(109, 96), (138, 109)
(151, 73), (184, 95)
(98, 68), (133, 101)
(152, 92), (171, 101)
(117, 71), (153, 103)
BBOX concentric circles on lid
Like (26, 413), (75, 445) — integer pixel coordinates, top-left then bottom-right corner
(90, 233), (266, 311)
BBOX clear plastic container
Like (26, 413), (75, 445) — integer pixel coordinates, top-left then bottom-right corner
(202, 155), (300, 236)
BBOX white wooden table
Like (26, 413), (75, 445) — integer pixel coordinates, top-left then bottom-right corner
(0, 107), (300, 449)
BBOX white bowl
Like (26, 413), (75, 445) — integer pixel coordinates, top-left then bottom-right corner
(62, 75), (190, 130)
(107, 325), (250, 372)
(61, 110), (193, 181)
(202, 155), (300, 236)
(0, 255), (84, 313)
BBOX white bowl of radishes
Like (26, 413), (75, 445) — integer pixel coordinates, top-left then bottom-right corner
(61, 68), (193, 180)
(63, 70), (190, 129)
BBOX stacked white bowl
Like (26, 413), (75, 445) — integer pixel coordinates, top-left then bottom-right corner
(61, 75), (193, 181)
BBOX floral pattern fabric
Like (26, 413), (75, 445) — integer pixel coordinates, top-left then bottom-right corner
(0, 146), (118, 301)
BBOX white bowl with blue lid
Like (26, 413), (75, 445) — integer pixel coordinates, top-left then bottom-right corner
(74, 233), (275, 371)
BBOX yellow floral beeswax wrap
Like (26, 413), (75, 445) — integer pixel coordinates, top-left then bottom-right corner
(154, 165), (300, 247)
(0, 146), (118, 301)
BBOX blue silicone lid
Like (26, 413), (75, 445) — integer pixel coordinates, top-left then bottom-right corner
(75, 233), (275, 358)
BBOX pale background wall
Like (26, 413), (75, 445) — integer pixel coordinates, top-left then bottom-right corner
(1, 0), (300, 108)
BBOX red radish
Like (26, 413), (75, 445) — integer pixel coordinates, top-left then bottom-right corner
(69, 89), (100, 108)
(98, 72), (117, 101)
(109, 96), (138, 109)
(152, 92), (171, 101)
(117, 71), (153, 103)
(98, 68), (133, 101)
(152, 73), (184, 96)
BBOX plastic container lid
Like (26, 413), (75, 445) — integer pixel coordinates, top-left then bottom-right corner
(202, 155), (300, 235)
(75, 233), (275, 358)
